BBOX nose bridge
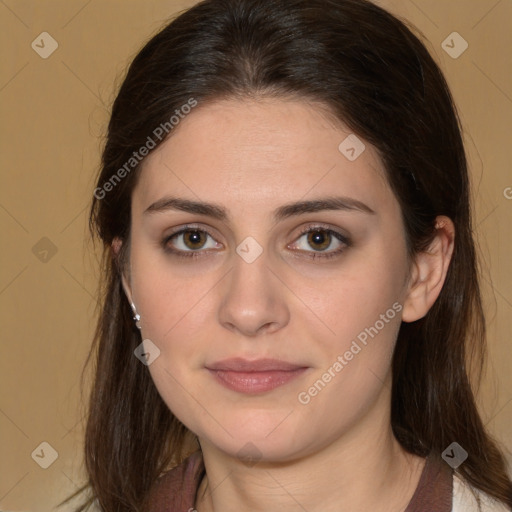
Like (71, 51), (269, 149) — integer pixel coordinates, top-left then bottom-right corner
(217, 248), (289, 336)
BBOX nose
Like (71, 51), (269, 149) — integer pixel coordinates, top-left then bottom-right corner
(217, 251), (290, 337)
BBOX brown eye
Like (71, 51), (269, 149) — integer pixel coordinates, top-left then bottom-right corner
(288, 226), (350, 260)
(307, 230), (332, 251)
(182, 230), (208, 250)
(163, 227), (222, 257)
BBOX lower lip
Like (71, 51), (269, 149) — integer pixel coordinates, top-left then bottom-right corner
(207, 368), (308, 394)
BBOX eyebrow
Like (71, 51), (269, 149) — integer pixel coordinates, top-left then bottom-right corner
(143, 195), (376, 222)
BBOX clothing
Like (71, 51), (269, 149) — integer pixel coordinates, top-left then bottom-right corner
(146, 450), (510, 511)
(453, 475), (511, 512)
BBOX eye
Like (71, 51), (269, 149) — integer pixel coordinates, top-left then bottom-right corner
(289, 226), (350, 259)
(162, 224), (350, 260)
(162, 226), (222, 257)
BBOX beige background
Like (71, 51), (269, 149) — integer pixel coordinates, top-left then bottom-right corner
(0, 0), (511, 510)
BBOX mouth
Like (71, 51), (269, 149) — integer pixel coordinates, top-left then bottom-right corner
(206, 358), (309, 394)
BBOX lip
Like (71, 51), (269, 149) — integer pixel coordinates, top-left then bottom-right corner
(207, 357), (306, 372)
(206, 358), (309, 394)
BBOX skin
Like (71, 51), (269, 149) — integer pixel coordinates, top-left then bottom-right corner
(116, 97), (455, 511)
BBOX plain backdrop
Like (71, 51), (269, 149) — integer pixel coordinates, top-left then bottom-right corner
(0, 0), (511, 510)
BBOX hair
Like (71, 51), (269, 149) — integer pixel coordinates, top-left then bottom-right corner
(62, 0), (512, 510)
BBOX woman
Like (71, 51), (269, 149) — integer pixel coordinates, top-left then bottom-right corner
(64, 0), (512, 510)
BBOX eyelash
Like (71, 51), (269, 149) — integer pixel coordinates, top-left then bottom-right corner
(161, 223), (351, 260)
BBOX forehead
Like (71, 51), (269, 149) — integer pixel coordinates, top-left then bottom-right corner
(132, 98), (393, 214)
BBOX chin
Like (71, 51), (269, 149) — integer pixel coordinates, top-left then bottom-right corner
(196, 414), (313, 463)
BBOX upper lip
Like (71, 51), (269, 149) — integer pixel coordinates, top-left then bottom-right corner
(206, 358), (307, 372)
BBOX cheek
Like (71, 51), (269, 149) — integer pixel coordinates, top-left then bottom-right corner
(304, 249), (407, 353)
(131, 264), (217, 429)
(295, 296), (402, 436)
(135, 274), (214, 359)
(129, 239), (213, 338)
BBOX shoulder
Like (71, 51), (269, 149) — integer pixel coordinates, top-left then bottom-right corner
(452, 474), (511, 512)
(144, 450), (205, 512)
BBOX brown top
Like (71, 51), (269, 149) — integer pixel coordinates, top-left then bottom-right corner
(405, 452), (453, 511)
(145, 450), (453, 511)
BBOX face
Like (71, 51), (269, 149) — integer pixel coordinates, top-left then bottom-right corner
(122, 98), (414, 462)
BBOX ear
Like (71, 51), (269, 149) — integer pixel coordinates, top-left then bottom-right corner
(401, 216), (455, 323)
(111, 237), (133, 304)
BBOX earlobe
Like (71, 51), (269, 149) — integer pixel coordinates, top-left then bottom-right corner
(401, 216), (455, 323)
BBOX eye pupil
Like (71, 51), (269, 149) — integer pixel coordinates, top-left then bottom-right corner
(184, 230), (206, 249)
(307, 230), (330, 251)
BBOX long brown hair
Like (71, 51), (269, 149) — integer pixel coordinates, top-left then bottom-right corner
(62, 0), (512, 509)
